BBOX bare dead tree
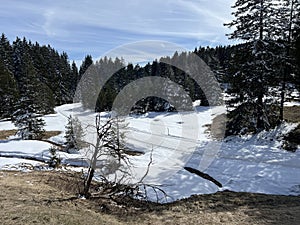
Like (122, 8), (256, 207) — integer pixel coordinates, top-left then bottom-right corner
(82, 114), (130, 197)
(81, 115), (172, 203)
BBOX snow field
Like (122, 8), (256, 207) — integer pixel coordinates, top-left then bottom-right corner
(0, 103), (299, 201)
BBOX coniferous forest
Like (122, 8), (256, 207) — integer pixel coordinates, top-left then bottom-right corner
(1, 30), (299, 138)
(0, 0), (299, 139)
(0, 34), (232, 118)
(0, 34), (78, 116)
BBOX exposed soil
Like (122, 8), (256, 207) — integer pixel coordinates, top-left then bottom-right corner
(282, 106), (300, 151)
(283, 106), (300, 123)
(0, 129), (17, 140)
(0, 130), (61, 141)
(0, 171), (299, 225)
(41, 131), (62, 140)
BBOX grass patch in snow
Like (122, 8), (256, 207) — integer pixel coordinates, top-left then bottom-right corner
(42, 130), (62, 140)
(205, 106), (300, 140)
(282, 106), (300, 151)
(0, 130), (61, 141)
(0, 129), (17, 140)
(283, 124), (300, 151)
(283, 106), (300, 123)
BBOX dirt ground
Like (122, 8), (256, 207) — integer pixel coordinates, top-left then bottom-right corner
(0, 130), (61, 141)
(0, 170), (299, 225)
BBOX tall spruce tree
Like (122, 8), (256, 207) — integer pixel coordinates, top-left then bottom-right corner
(295, 29), (300, 91)
(12, 53), (45, 140)
(275, 0), (300, 120)
(224, 0), (279, 135)
(0, 59), (18, 119)
(0, 33), (13, 72)
(0, 33), (16, 117)
(75, 55), (93, 104)
(0, 34), (88, 117)
(71, 61), (79, 96)
(79, 55), (93, 82)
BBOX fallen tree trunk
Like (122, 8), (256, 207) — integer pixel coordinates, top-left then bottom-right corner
(0, 154), (48, 163)
(184, 166), (222, 188)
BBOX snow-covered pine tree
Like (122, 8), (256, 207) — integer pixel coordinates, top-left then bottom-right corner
(64, 115), (84, 152)
(295, 28), (300, 91)
(0, 59), (18, 119)
(224, 0), (280, 135)
(75, 55), (93, 105)
(12, 93), (46, 140)
(71, 61), (79, 97)
(79, 56), (125, 111)
(0, 34), (13, 72)
(272, 0), (300, 120)
(12, 53), (45, 140)
(48, 146), (62, 168)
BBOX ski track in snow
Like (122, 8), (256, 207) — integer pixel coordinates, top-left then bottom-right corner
(0, 103), (299, 202)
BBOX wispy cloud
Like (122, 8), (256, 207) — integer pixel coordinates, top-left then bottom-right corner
(0, 0), (236, 63)
(104, 40), (187, 65)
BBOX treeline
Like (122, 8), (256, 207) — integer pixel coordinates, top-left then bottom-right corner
(0, 33), (79, 119)
(78, 38), (299, 118)
(1, 0), (300, 139)
(1, 33), (231, 119)
(77, 45), (231, 113)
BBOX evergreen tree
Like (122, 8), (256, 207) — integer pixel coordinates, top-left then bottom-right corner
(224, 0), (280, 135)
(64, 115), (84, 151)
(79, 55), (93, 82)
(71, 61), (79, 96)
(57, 52), (74, 104)
(0, 33), (13, 72)
(274, 0), (300, 119)
(48, 146), (62, 168)
(295, 30), (300, 91)
(0, 34), (95, 116)
(0, 59), (18, 119)
(12, 54), (45, 140)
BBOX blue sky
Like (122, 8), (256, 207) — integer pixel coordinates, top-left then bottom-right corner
(0, 0), (236, 64)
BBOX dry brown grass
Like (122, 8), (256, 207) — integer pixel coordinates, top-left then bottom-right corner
(282, 106), (300, 150)
(42, 130), (62, 139)
(0, 130), (61, 140)
(0, 171), (123, 225)
(0, 129), (17, 140)
(204, 106), (300, 139)
(283, 106), (300, 123)
(0, 171), (299, 225)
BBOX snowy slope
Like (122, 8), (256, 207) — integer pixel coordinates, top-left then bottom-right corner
(0, 103), (299, 201)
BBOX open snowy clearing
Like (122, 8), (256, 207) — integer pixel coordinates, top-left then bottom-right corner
(0, 103), (299, 201)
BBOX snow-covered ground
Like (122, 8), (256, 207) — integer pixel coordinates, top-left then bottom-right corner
(0, 103), (299, 201)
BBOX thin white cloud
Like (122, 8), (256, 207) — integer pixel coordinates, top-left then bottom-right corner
(0, 0), (237, 61)
(102, 40), (187, 65)
(37, 0), (233, 38)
